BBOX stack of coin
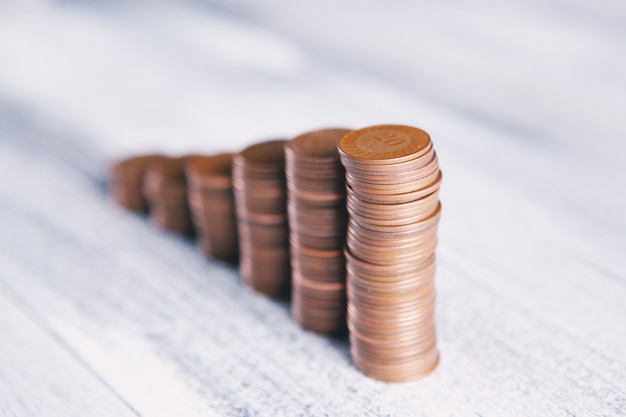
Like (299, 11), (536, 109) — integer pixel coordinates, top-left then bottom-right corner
(185, 153), (238, 262)
(285, 128), (350, 334)
(143, 156), (193, 234)
(107, 154), (166, 212)
(338, 125), (442, 382)
(233, 140), (290, 298)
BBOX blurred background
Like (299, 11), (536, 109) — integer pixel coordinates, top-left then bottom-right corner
(2, 0), (624, 152)
(1, 2), (626, 415)
(1, 0), (625, 241)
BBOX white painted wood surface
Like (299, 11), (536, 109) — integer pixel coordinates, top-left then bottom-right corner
(1, 1), (625, 416)
(0, 292), (137, 417)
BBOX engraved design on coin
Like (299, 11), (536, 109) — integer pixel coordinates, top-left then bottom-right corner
(355, 130), (413, 154)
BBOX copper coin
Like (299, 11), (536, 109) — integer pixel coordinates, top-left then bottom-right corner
(109, 194), (146, 212)
(237, 221), (289, 247)
(108, 154), (168, 212)
(184, 153), (234, 190)
(289, 240), (345, 281)
(285, 128), (350, 333)
(347, 150), (437, 177)
(349, 322), (437, 350)
(188, 195), (235, 214)
(341, 146), (435, 178)
(191, 214), (237, 236)
(339, 125), (442, 383)
(345, 167), (440, 195)
(235, 208), (287, 226)
(107, 154), (168, 185)
(338, 125), (431, 165)
(149, 210), (192, 234)
(346, 171), (442, 204)
(346, 190), (440, 218)
(232, 176), (287, 194)
(285, 161), (345, 180)
(196, 236), (238, 263)
(351, 351), (439, 383)
(347, 261), (436, 288)
(348, 309), (435, 337)
(144, 156), (188, 184)
(233, 139), (286, 177)
(109, 187), (146, 205)
(143, 182), (187, 203)
(346, 203), (438, 227)
(287, 176), (346, 194)
(346, 221), (439, 248)
(286, 186), (345, 205)
(291, 306), (346, 334)
(285, 128), (350, 159)
(348, 202), (441, 233)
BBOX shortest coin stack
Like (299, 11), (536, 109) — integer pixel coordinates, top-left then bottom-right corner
(107, 154), (166, 212)
(143, 156), (193, 234)
(285, 128), (350, 334)
(233, 140), (290, 298)
(339, 125), (442, 382)
(185, 153), (239, 262)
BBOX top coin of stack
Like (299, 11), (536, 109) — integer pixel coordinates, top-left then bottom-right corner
(338, 125), (442, 383)
(233, 140), (291, 298)
(285, 128), (350, 334)
(107, 154), (167, 212)
(185, 153), (239, 262)
(143, 156), (194, 234)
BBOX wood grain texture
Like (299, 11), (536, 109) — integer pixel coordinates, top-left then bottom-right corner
(0, 293), (137, 417)
(0, 1), (625, 416)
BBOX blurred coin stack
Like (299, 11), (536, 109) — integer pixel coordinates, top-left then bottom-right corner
(143, 156), (193, 234)
(185, 153), (239, 262)
(233, 140), (291, 297)
(285, 129), (350, 334)
(338, 125), (442, 382)
(107, 154), (166, 212)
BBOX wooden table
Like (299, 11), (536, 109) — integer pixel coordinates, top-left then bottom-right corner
(1, 1), (625, 416)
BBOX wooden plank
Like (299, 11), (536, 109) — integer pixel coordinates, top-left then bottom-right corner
(0, 292), (137, 417)
(1, 120), (624, 416)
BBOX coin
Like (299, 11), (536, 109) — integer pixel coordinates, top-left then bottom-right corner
(107, 126), (444, 383)
(339, 124), (442, 382)
(107, 154), (168, 212)
(185, 153), (233, 190)
(184, 154), (239, 262)
(141, 156), (195, 234)
(292, 270), (346, 334)
(233, 140), (290, 297)
(338, 125), (431, 164)
(285, 128), (350, 334)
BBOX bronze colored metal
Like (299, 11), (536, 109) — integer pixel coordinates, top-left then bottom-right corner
(108, 154), (167, 184)
(338, 125), (431, 164)
(233, 140), (290, 297)
(285, 128), (350, 334)
(149, 205), (192, 233)
(107, 154), (167, 212)
(141, 156), (195, 235)
(185, 154), (238, 262)
(339, 124), (442, 383)
(185, 153), (233, 189)
(108, 127), (445, 383)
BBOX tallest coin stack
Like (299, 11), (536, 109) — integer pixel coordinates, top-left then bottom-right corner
(338, 125), (442, 382)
